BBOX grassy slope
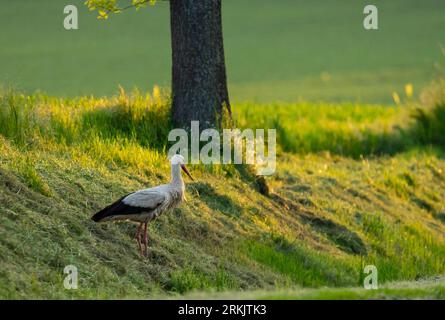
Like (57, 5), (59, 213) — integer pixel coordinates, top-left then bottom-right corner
(1, 0), (444, 102)
(1, 88), (445, 298)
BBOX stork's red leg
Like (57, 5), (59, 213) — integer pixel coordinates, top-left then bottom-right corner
(135, 222), (143, 256)
(142, 222), (148, 256)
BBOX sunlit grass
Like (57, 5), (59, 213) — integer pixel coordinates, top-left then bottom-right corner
(236, 102), (406, 157)
(1, 85), (445, 298)
(179, 277), (445, 300)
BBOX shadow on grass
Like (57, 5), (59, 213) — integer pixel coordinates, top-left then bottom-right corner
(242, 237), (358, 287)
(191, 182), (243, 217)
(271, 193), (367, 255)
(433, 213), (445, 225)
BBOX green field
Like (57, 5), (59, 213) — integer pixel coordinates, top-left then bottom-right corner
(2, 0), (445, 300)
(1, 0), (444, 103)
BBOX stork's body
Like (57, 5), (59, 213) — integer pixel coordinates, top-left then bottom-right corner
(91, 155), (193, 255)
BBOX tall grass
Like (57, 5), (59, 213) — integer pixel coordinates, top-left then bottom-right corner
(234, 102), (406, 157)
(0, 87), (171, 172)
(2, 84), (445, 162)
(1, 87), (171, 143)
(0, 89), (34, 145)
(234, 98), (445, 157)
(412, 79), (445, 146)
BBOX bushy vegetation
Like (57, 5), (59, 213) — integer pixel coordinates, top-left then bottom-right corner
(1, 84), (445, 298)
(412, 79), (445, 146)
(235, 97), (445, 158)
(0, 86), (170, 172)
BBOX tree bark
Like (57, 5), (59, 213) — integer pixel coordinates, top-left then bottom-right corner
(170, 0), (231, 130)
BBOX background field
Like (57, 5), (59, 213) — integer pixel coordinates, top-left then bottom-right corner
(1, 0), (445, 299)
(1, 0), (444, 103)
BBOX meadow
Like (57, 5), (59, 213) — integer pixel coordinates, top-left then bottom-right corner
(1, 0), (444, 103)
(1, 0), (445, 300)
(1, 78), (445, 298)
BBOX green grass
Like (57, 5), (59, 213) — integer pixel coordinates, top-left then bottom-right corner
(241, 239), (357, 287)
(1, 85), (445, 298)
(235, 102), (405, 157)
(235, 99), (445, 157)
(1, 0), (444, 103)
(2, 0), (445, 299)
(179, 277), (445, 300)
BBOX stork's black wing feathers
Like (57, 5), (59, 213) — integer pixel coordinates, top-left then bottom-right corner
(91, 193), (148, 222)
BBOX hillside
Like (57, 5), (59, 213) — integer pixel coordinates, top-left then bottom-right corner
(1, 87), (445, 298)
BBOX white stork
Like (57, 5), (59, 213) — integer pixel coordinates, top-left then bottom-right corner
(91, 154), (193, 256)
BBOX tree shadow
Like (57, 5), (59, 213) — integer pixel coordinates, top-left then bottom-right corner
(271, 193), (367, 255)
(433, 213), (445, 225)
(191, 182), (243, 217)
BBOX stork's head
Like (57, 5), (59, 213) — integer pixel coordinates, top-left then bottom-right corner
(170, 154), (185, 165)
(170, 154), (194, 181)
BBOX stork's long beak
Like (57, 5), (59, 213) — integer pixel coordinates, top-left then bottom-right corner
(181, 164), (194, 181)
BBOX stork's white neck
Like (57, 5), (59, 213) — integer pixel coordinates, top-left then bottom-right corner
(171, 164), (183, 185)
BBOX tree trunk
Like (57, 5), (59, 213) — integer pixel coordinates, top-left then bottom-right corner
(170, 0), (230, 130)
